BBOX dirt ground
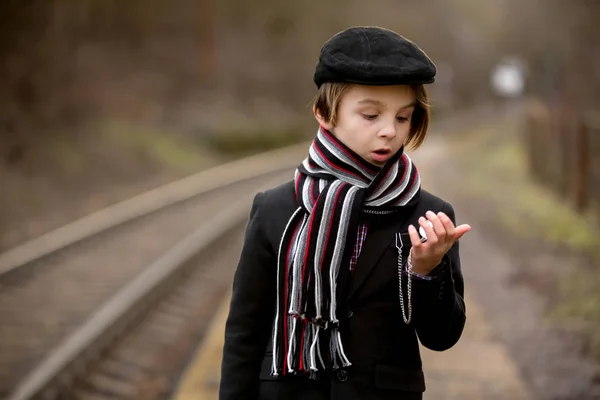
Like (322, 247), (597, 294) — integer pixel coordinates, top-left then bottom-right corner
(423, 105), (600, 400)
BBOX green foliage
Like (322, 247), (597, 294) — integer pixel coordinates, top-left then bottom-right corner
(53, 139), (85, 174)
(204, 128), (308, 158)
(456, 123), (600, 258)
(450, 116), (600, 361)
(100, 119), (214, 170)
(551, 273), (600, 360)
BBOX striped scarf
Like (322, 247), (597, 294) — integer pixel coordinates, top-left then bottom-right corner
(271, 127), (421, 377)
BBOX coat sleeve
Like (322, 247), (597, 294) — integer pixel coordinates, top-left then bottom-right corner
(219, 192), (277, 400)
(412, 201), (466, 351)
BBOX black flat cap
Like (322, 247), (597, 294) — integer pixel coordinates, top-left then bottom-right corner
(314, 26), (436, 88)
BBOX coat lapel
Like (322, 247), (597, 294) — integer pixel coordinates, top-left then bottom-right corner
(347, 212), (410, 300)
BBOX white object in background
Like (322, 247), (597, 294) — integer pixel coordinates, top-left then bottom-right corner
(491, 57), (525, 98)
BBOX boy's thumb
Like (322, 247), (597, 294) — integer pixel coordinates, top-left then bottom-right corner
(453, 224), (471, 241)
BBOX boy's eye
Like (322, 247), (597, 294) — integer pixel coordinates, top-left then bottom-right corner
(362, 114), (378, 121)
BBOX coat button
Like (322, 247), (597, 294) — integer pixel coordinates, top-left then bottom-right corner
(346, 308), (354, 318)
(336, 370), (348, 382)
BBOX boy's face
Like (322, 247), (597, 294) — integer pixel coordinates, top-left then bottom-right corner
(316, 84), (416, 167)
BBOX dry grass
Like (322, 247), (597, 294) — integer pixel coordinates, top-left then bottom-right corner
(443, 115), (600, 360)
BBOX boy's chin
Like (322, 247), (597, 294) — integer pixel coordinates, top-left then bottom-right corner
(366, 156), (387, 167)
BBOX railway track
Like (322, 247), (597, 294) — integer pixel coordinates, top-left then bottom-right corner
(67, 223), (248, 400)
(0, 145), (304, 400)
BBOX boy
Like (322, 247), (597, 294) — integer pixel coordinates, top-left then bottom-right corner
(220, 26), (471, 400)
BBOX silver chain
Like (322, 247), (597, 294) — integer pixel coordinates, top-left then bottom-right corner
(361, 209), (394, 215)
(396, 234), (413, 325)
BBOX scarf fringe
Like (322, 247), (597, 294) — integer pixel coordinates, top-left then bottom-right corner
(276, 319), (351, 377)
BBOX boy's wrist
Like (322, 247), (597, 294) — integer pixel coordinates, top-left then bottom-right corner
(409, 258), (440, 276)
(410, 264), (433, 276)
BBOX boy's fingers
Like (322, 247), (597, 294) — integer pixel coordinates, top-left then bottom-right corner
(419, 217), (438, 244)
(452, 224), (472, 241)
(408, 225), (422, 247)
(426, 211), (446, 240)
(438, 212), (455, 237)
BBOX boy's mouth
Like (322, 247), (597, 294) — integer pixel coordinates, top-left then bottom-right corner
(371, 148), (391, 163)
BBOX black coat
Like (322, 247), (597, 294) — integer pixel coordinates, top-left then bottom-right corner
(219, 180), (466, 400)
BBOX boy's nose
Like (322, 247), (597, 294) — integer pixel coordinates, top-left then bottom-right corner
(378, 123), (397, 138)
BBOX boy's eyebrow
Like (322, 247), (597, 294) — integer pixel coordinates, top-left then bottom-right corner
(400, 101), (417, 109)
(357, 99), (416, 109)
(358, 99), (385, 106)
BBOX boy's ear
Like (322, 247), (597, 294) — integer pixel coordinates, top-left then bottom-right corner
(313, 106), (335, 130)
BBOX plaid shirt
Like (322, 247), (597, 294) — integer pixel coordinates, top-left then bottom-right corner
(350, 221), (433, 280)
(349, 222), (369, 274)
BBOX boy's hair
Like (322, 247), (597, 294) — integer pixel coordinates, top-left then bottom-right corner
(313, 83), (430, 150)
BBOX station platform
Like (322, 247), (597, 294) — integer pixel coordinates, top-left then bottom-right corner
(170, 288), (531, 400)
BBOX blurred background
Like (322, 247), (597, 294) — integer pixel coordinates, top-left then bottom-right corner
(1, 0), (598, 248)
(1, 0), (599, 398)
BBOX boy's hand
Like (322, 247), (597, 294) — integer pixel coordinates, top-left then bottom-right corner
(407, 210), (471, 276)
